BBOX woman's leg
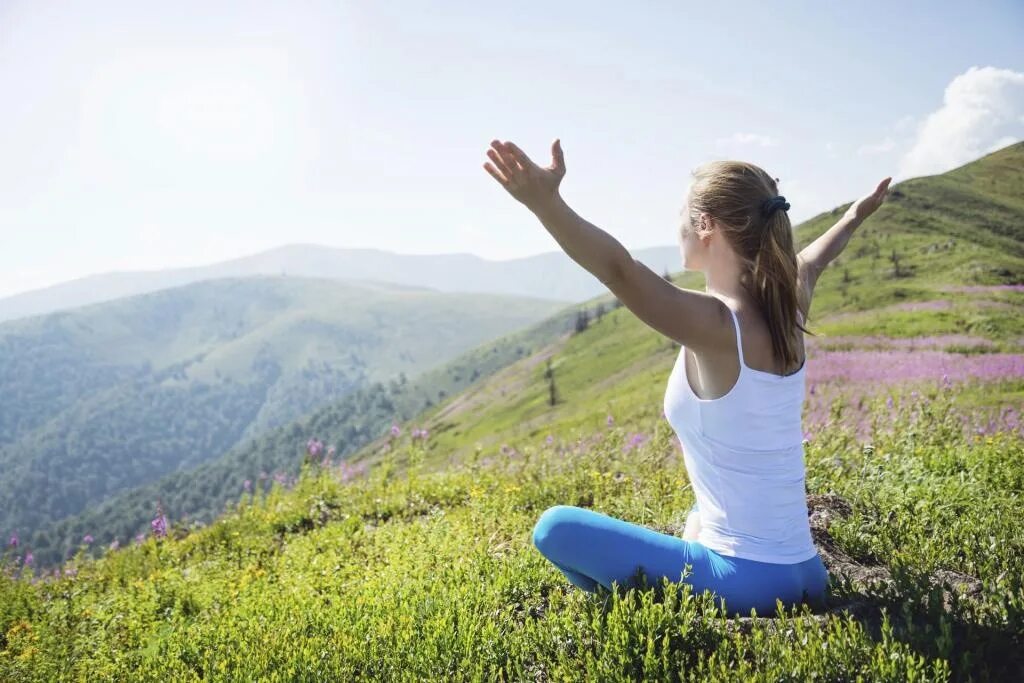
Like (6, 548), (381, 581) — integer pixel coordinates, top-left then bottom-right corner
(531, 504), (724, 596)
(531, 504), (829, 615)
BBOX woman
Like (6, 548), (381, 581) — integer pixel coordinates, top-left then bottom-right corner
(483, 138), (891, 617)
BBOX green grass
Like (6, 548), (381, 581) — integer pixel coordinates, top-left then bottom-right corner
(1, 383), (1021, 681)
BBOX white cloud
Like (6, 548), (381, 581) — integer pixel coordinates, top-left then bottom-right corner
(898, 66), (1024, 179)
(857, 137), (896, 156)
(716, 132), (779, 147)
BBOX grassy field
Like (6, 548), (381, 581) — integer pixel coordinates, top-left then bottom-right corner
(1, 367), (1022, 680)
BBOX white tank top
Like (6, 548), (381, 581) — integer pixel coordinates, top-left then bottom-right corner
(663, 300), (817, 563)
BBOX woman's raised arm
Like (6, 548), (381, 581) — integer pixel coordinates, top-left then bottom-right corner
(483, 138), (731, 352)
(794, 178), (892, 311)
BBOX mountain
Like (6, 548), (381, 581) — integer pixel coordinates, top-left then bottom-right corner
(0, 244), (684, 323)
(0, 276), (567, 549)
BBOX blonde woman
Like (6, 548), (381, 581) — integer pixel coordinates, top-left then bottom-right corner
(484, 138), (890, 616)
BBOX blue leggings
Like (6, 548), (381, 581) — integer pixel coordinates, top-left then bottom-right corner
(531, 504), (829, 617)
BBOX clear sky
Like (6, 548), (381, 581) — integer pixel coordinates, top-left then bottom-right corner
(1, 0), (1022, 298)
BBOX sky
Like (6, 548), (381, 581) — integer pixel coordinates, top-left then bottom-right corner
(1, 0), (1022, 299)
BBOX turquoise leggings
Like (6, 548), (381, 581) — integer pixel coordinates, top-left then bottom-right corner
(531, 504), (829, 617)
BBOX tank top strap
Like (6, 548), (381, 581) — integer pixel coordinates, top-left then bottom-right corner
(725, 305), (745, 366)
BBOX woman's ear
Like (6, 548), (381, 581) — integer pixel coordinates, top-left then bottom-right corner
(699, 213), (713, 241)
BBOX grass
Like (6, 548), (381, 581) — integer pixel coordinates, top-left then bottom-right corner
(2, 382), (1021, 681)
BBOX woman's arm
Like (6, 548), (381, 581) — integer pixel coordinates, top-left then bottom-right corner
(797, 176), (892, 276)
(483, 138), (730, 352)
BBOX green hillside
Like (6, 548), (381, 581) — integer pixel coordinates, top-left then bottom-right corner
(2, 144), (1022, 680)
(26, 304), (585, 567)
(0, 276), (566, 553)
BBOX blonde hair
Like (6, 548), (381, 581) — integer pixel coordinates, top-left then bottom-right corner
(686, 160), (813, 373)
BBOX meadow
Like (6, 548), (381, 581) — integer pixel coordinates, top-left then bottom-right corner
(1, 366), (1021, 681)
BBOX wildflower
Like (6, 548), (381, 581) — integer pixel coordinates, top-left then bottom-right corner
(390, 424), (401, 437)
(243, 479), (252, 492)
(8, 532), (17, 548)
(109, 539), (119, 551)
(134, 533), (146, 545)
(151, 502), (168, 539)
(64, 566), (77, 578)
(546, 435), (554, 445)
(24, 552), (33, 566)
(82, 534), (93, 545)
(306, 438), (324, 458)
(606, 415), (614, 426)
(886, 396), (894, 409)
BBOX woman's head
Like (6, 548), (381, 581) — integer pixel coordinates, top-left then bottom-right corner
(678, 160), (811, 370)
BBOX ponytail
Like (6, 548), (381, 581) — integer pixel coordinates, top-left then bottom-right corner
(748, 205), (812, 373)
(688, 161), (814, 374)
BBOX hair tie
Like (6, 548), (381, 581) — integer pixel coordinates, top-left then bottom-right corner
(761, 195), (790, 219)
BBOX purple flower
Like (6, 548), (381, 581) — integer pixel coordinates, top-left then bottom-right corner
(390, 424), (401, 437)
(306, 438), (324, 458)
(606, 415), (614, 426)
(151, 503), (168, 539)
(23, 552), (33, 566)
(886, 396), (894, 409)
(108, 539), (119, 551)
(82, 534), (93, 545)
(134, 533), (146, 546)
(546, 435), (554, 445)
(63, 566), (77, 578)
(8, 532), (17, 548)
(622, 432), (649, 453)
(243, 479), (252, 492)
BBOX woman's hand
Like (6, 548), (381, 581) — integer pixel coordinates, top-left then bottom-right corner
(845, 176), (893, 223)
(483, 138), (566, 213)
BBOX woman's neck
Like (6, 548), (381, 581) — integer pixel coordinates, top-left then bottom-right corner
(703, 261), (750, 305)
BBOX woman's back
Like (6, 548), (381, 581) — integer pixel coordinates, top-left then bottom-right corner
(663, 299), (816, 564)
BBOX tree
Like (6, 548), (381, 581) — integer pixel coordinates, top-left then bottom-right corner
(574, 308), (590, 334)
(544, 359), (560, 407)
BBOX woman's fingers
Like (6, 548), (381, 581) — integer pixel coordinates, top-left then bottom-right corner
(551, 138), (565, 173)
(483, 161), (509, 186)
(503, 141), (535, 172)
(487, 147), (517, 181)
(876, 177), (892, 198)
(491, 140), (524, 174)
